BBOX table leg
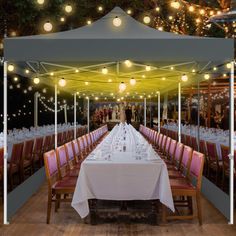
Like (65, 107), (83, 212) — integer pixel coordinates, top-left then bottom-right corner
(148, 200), (158, 225)
(89, 199), (97, 225)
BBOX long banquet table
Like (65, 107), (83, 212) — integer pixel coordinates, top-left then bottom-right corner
(72, 123), (174, 222)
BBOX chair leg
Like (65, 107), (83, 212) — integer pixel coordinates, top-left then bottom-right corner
(162, 204), (167, 224)
(47, 191), (52, 224)
(187, 196), (193, 215)
(196, 192), (202, 226)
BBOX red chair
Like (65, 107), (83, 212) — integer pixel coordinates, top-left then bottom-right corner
(0, 148), (3, 189)
(167, 139), (177, 162)
(72, 139), (83, 165)
(64, 142), (80, 171)
(168, 145), (193, 179)
(206, 141), (222, 184)
(157, 133), (163, 150)
(185, 135), (192, 147)
(163, 151), (205, 225)
(32, 137), (44, 169)
(191, 136), (198, 151)
(43, 136), (51, 153)
(8, 143), (23, 190)
(44, 150), (76, 224)
(168, 142), (184, 170)
(181, 134), (186, 144)
(21, 139), (34, 180)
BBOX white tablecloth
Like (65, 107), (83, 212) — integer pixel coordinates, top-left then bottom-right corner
(72, 124), (174, 218)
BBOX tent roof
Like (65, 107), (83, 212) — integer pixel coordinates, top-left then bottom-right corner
(4, 7), (234, 62)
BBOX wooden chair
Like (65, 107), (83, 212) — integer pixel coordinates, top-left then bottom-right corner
(206, 141), (222, 184)
(185, 135), (192, 147)
(8, 143), (23, 190)
(167, 142), (184, 171)
(163, 151), (205, 225)
(44, 150), (76, 224)
(167, 139), (177, 162)
(64, 142), (80, 172)
(42, 136), (51, 154)
(72, 139), (83, 165)
(21, 139), (34, 181)
(191, 136), (198, 151)
(32, 137), (44, 170)
(168, 145), (193, 179)
(199, 140), (208, 176)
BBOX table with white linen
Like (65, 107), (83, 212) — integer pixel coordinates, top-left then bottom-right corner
(72, 123), (174, 219)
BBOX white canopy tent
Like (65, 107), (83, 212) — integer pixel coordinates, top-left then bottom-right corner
(3, 7), (235, 224)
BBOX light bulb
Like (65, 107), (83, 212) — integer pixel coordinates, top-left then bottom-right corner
(87, 20), (92, 25)
(130, 78), (136, 86)
(127, 9), (132, 15)
(189, 6), (194, 12)
(146, 65), (151, 71)
(34, 77), (40, 84)
(98, 6), (103, 12)
(65, 4), (72, 13)
(37, 0), (44, 4)
(226, 63), (232, 69)
(204, 74), (210, 80)
(14, 77), (18, 82)
(43, 21), (53, 32)
(113, 16), (122, 27)
(171, 1), (180, 9)
(25, 69), (30, 74)
(119, 82), (126, 92)
(125, 60), (132, 67)
(143, 16), (151, 24)
(181, 74), (188, 82)
(59, 78), (66, 87)
(102, 67), (108, 74)
(8, 64), (14, 72)
(60, 17), (65, 22)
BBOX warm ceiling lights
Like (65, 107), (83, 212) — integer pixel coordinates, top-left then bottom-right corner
(171, 1), (180, 9)
(87, 20), (92, 25)
(60, 17), (65, 22)
(14, 77), (18, 82)
(102, 67), (108, 74)
(58, 78), (66, 87)
(113, 16), (122, 27)
(143, 16), (151, 24)
(65, 4), (72, 13)
(130, 78), (136, 86)
(43, 21), (53, 32)
(156, 7), (160, 12)
(8, 64), (14, 72)
(181, 74), (188, 82)
(204, 74), (210, 80)
(25, 69), (30, 74)
(85, 81), (89, 85)
(145, 65), (151, 71)
(37, 0), (44, 4)
(108, 79), (112, 82)
(226, 63), (232, 69)
(98, 6), (103, 12)
(33, 77), (40, 84)
(119, 82), (126, 92)
(189, 6), (195, 12)
(127, 9), (132, 15)
(75, 69), (79, 73)
(125, 60), (132, 67)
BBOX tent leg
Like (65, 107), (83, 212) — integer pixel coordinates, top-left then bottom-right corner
(178, 82), (181, 143)
(157, 91), (160, 133)
(34, 92), (39, 127)
(229, 60), (234, 225)
(74, 93), (77, 139)
(3, 61), (9, 224)
(54, 84), (58, 149)
(87, 97), (90, 133)
(144, 98), (146, 127)
(64, 104), (67, 124)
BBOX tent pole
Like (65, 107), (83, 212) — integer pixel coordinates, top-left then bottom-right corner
(229, 60), (234, 225)
(158, 91), (160, 133)
(144, 98), (146, 127)
(87, 97), (90, 133)
(178, 82), (181, 143)
(54, 84), (58, 149)
(64, 104), (67, 124)
(74, 93), (77, 139)
(34, 92), (39, 127)
(197, 77), (200, 151)
(3, 61), (9, 225)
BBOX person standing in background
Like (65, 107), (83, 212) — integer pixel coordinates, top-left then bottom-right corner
(125, 105), (132, 124)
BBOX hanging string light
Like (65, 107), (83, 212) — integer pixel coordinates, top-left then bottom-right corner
(43, 21), (53, 32)
(58, 78), (66, 87)
(65, 4), (72, 13)
(113, 16), (122, 27)
(8, 64), (14, 72)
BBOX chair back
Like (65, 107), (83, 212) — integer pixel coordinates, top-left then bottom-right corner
(64, 142), (75, 168)
(158, 133), (163, 148)
(0, 147), (3, 170)
(43, 136), (51, 152)
(180, 145), (193, 176)
(168, 139), (177, 160)
(160, 135), (167, 152)
(199, 140), (207, 156)
(181, 134), (186, 144)
(44, 150), (59, 186)
(10, 142), (24, 165)
(191, 136), (198, 151)
(22, 139), (34, 161)
(185, 135), (192, 147)
(174, 142), (184, 168)
(221, 145), (229, 170)
(206, 142), (218, 162)
(78, 137), (85, 152)
(189, 151), (205, 190)
(164, 137), (171, 155)
(56, 145), (69, 178)
(72, 140), (80, 163)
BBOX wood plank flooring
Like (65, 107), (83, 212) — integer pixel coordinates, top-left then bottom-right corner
(0, 182), (235, 236)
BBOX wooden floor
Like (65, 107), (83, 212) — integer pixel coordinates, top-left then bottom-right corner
(0, 182), (235, 236)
